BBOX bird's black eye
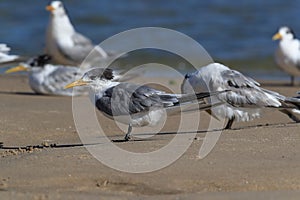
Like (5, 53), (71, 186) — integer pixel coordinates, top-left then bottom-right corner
(185, 73), (191, 79)
(58, 3), (62, 7)
(29, 59), (38, 67)
(90, 76), (97, 80)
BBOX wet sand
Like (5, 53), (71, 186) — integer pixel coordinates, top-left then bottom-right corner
(0, 74), (300, 199)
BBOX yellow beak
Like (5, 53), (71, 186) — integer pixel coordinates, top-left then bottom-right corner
(5, 65), (28, 74)
(65, 79), (89, 89)
(46, 5), (55, 12)
(272, 33), (282, 40)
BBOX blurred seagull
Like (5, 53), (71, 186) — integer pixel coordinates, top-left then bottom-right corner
(0, 43), (20, 64)
(65, 68), (225, 141)
(273, 26), (300, 85)
(182, 63), (300, 129)
(5, 54), (88, 96)
(45, 1), (113, 66)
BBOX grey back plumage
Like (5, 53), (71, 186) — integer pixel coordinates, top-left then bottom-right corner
(96, 83), (167, 117)
(56, 33), (94, 65)
(44, 66), (85, 95)
(95, 82), (220, 117)
(216, 69), (283, 108)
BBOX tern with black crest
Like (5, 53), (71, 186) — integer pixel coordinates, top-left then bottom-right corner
(182, 63), (300, 129)
(65, 68), (226, 141)
(5, 55), (89, 96)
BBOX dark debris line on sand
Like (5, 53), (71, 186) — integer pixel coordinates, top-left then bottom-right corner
(0, 142), (88, 157)
(0, 142), (85, 150)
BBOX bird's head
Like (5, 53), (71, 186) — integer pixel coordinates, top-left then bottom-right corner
(46, 1), (66, 16)
(65, 68), (120, 89)
(5, 54), (52, 74)
(273, 26), (295, 41)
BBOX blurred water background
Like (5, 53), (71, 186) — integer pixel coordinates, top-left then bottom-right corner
(0, 0), (300, 80)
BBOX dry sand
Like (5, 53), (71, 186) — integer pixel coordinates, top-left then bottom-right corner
(0, 74), (300, 199)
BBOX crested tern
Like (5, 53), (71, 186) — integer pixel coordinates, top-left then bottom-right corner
(182, 63), (300, 129)
(273, 26), (300, 85)
(45, 1), (113, 66)
(65, 68), (225, 141)
(5, 55), (89, 96)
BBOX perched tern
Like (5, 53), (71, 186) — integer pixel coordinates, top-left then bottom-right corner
(65, 68), (226, 141)
(182, 63), (300, 129)
(5, 54), (142, 96)
(273, 26), (300, 85)
(45, 1), (112, 66)
(5, 55), (88, 96)
(0, 43), (20, 64)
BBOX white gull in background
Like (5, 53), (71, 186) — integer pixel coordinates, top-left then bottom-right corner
(273, 26), (300, 85)
(45, 1), (118, 67)
(182, 63), (300, 129)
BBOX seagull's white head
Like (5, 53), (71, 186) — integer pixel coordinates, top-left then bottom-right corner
(5, 55), (52, 74)
(273, 26), (295, 41)
(65, 68), (121, 89)
(46, 1), (66, 16)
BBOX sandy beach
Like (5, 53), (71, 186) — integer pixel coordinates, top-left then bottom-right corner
(0, 74), (300, 199)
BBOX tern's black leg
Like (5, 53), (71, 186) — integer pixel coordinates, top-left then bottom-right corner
(124, 124), (133, 141)
(291, 76), (295, 86)
(224, 117), (235, 130)
(280, 109), (300, 123)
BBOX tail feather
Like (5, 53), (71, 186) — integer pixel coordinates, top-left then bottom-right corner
(178, 90), (229, 104)
(284, 97), (300, 110)
(166, 101), (224, 115)
(279, 97), (300, 123)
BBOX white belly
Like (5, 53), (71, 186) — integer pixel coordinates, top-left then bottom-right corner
(211, 104), (261, 122)
(113, 109), (166, 127)
(276, 45), (300, 77)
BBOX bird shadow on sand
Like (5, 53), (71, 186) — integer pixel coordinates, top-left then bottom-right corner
(0, 142), (101, 150)
(1, 122), (297, 151)
(0, 91), (69, 97)
(108, 121), (299, 140)
(260, 82), (297, 88)
(228, 121), (298, 131)
(111, 138), (159, 143)
(0, 91), (37, 96)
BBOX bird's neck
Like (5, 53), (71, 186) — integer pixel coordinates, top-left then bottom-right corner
(49, 14), (75, 37)
(89, 81), (119, 99)
(279, 38), (299, 52)
(281, 37), (296, 44)
(95, 81), (119, 91)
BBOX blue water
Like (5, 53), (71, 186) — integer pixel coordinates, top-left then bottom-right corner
(0, 0), (299, 61)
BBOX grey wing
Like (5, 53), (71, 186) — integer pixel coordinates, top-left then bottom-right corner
(217, 70), (282, 107)
(96, 83), (178, 116)
(296, 61), (300, 70)
(72, 33), (108, 58)
(72, 32), (93, 46)
(56, 32), (95, 64)
(220, 69), (260, 88)
(43, 67), (86, 96)
(296, 41), (300, 70)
